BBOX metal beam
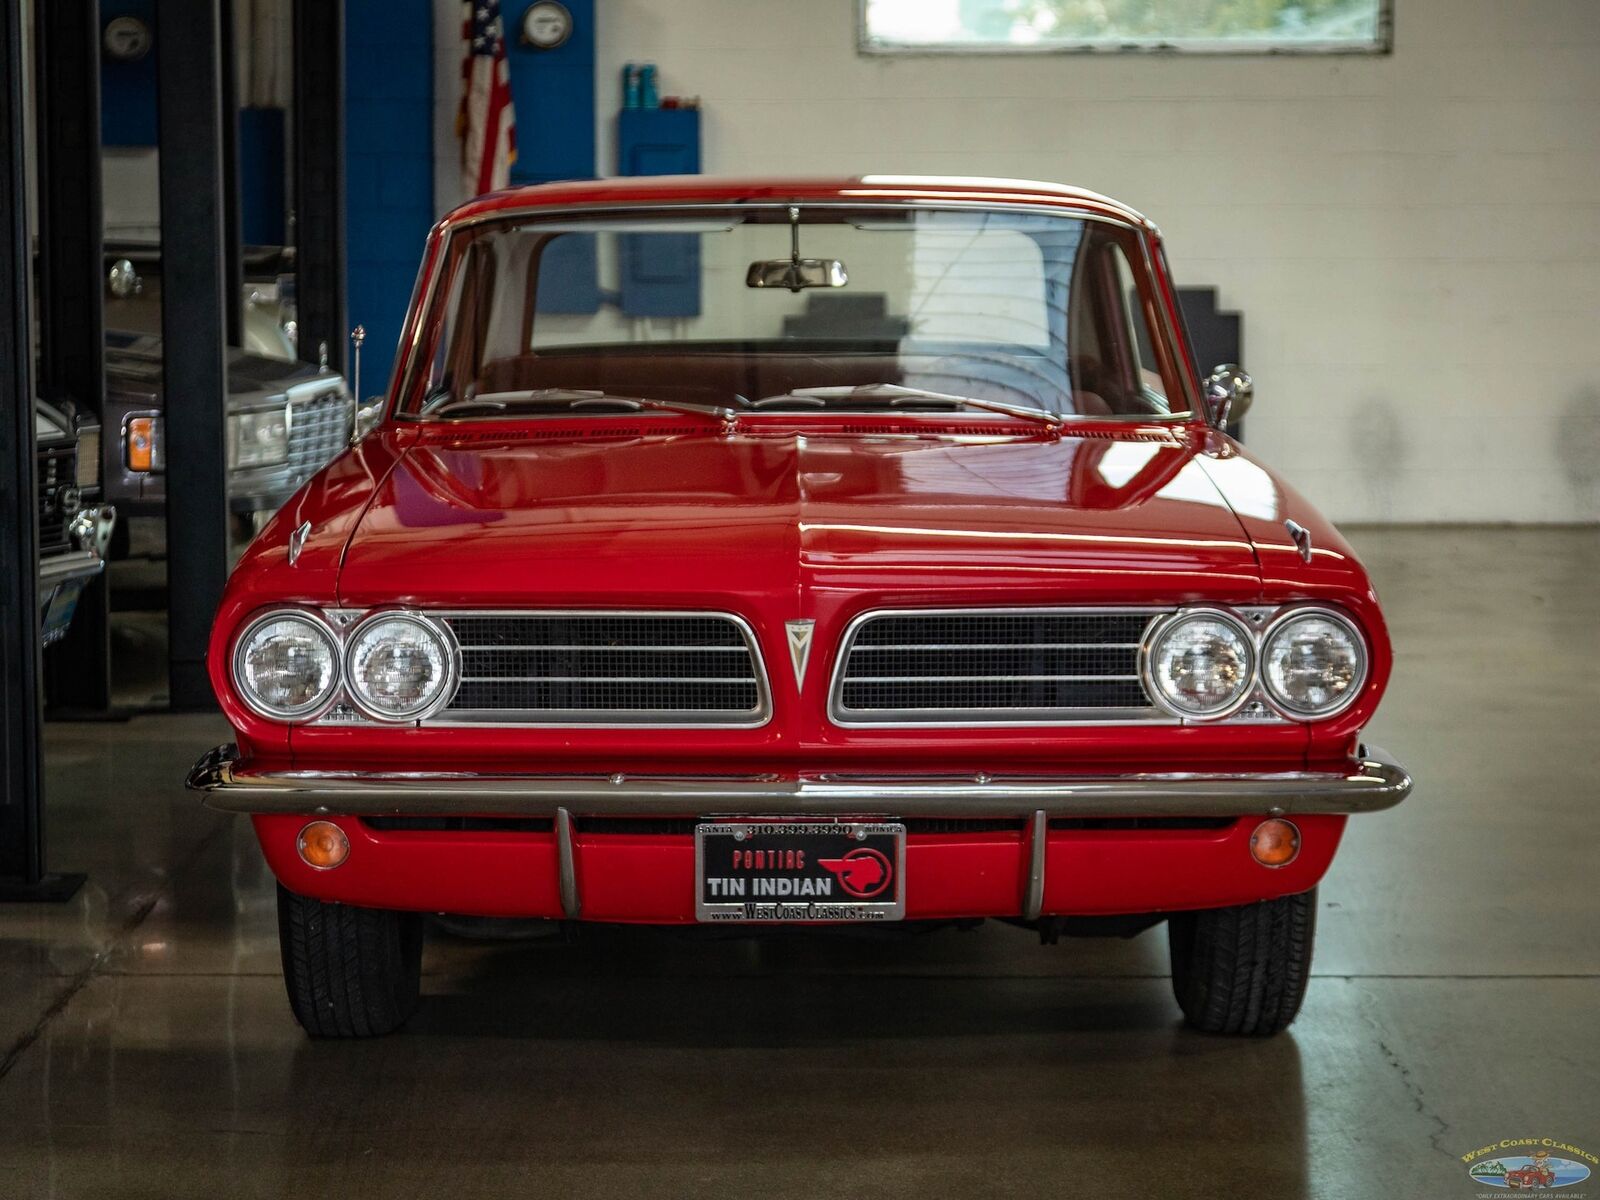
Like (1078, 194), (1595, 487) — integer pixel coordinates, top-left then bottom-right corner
(0, 0), (82, 899)
(35, 0), (112, 713)
(293, 0), (347, 372)
(219, 0), (243, 347)
(156, 0), (230, 711)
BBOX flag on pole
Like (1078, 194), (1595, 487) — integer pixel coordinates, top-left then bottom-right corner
(458, 0), (517, 196)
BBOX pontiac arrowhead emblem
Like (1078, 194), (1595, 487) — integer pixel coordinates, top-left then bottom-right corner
(785, 620), (816, 690)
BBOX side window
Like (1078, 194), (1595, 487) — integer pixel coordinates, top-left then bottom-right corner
(1107, 244), (1169, 413)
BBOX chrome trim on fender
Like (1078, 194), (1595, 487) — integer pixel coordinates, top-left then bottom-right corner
(187, 743), (1412, 819)
(1284, 518), (1313, 563)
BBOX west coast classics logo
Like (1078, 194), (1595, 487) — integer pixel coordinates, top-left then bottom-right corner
(1463, 1139), (1595, 1193)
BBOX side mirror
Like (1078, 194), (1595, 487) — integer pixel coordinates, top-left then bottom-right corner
(1204, 363), (1253, 428)
(349, 397), (385, 447)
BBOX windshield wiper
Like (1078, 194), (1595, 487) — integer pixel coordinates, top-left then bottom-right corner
(432, 388), (743, 424)
(758, 384), (1062, 429)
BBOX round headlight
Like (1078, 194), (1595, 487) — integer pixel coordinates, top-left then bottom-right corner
(344, 612), (456, 721)
(1143, 609), (1256, 719)
(233, 610), (340, 720)
(1262, 608), (1366, 717)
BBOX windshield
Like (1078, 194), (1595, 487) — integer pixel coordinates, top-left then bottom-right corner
(402, 206), (1191, 421)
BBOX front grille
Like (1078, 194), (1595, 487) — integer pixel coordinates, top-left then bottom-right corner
(37, 444), (77, 555)
(75, 428), (100, 488)
(440, 612), (770, 726)
(287, 388), (353, 474)
(830, 608), (1167, 725)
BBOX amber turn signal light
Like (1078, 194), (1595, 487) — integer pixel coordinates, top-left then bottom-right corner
(297, 821), (350, 870)
(1249, 818), (1300, 868)
(127, 417), (157, 472)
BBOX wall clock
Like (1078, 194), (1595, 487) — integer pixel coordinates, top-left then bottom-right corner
(103, 15), (153, 62)
(521, 2), (573, 50)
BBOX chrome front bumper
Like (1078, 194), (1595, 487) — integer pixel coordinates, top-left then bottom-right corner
(38, 548), (105, 589)
(187, 744), (1411, 819)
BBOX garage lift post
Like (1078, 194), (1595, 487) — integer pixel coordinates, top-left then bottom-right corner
(293, 0), (348, 373)
(35, 0), (113, 714)
(0, 0), (84, 900)
(156, 0), (232, 711)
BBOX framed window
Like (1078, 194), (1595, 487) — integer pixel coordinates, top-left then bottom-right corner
(860, 0), (1391, 55)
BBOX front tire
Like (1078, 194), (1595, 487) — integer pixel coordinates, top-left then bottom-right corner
(277, 885), (424, 1037)
(1167, 888), (1316, 1036)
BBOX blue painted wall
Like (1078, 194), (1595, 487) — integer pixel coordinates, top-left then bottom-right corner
(345, 0), (435, 389)
(99, 0), (441, 383)
(101, 0), (159, 146)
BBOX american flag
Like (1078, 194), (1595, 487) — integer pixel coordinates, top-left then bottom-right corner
(458, 0), (517, 196)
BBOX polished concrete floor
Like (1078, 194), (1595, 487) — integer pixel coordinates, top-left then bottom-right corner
(2, 527), (1597, 1198)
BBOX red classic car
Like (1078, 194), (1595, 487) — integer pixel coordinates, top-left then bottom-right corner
(187, 176), (1411, 1038)
(1506, 1163), (1557, 1189)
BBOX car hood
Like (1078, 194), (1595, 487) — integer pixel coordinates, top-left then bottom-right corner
(333, 423), (1265, 609)
(104, 330), (345, 410)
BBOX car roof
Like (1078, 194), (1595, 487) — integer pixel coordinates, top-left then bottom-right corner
(441, 175), (1157, 234)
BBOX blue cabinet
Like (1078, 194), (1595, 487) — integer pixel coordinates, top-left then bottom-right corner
(617, 108), (701, 318)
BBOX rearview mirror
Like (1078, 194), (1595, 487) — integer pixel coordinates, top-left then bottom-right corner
(745, 258), (848, 292)
(1204, 363), (1253, 428)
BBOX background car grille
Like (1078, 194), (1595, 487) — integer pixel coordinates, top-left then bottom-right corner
(830, 609), (1167, 724)
(440, 613), (769, 725)
(287, 389), (353, 474)
(36, 443), (77, 555)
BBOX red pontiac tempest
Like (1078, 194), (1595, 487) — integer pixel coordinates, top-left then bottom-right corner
(188, 176), (1411, 1038)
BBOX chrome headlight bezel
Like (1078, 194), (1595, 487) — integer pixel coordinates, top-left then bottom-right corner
(342, 610), (460, 723)
(227, 406), (291, 470)
(1259, 605), (1369, 719)
(231, 608), (342, 722)
(1140, 607), (1259, 721)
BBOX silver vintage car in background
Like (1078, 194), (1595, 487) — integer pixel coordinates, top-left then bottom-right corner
(101, 247), (364, 544)
(35, 398), (116, 646)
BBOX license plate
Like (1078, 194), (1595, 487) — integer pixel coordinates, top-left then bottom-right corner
(695, 820), (906, 923)
(42, 581), (85, 642)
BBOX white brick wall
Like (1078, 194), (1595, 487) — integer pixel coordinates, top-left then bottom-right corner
(435, 0), (1600, 523)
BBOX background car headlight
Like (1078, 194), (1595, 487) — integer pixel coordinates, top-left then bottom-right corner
(345, 613), (456, 721)
(1144, 609), (1256, 719)
(228, 408), (289, 469)
(233, 611), (339, 720)
(1262, 609), (1367, 717)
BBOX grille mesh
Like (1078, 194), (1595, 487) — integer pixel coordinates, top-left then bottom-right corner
(37, 444), (76, 555)
(442, 613), (766, 724)
(833, 610), (1164, 723)
(288, 389), (353, 473)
